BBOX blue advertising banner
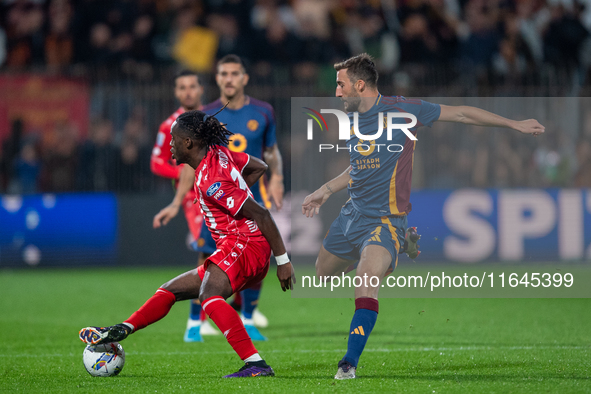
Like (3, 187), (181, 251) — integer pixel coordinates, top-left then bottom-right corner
(408, 189), (591, 262)
(0, 193), (118, 267)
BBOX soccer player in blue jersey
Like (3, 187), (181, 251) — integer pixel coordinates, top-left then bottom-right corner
(185, 54), (284, 342)
(302, 53), (545, 379)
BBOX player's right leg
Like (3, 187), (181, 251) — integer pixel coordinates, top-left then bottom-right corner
(335, 244), (393, 380)
(198, 241), (275, 378)
(79, 268), (202, 345)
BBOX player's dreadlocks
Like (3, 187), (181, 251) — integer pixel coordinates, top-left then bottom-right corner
(175, 103), (231, 151)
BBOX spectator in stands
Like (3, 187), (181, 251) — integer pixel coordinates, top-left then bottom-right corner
(11, 137), (41, 194)
(544, 3), (589, 70)
(87, 23), (116, 66)
(4, 1), (45, 68)
(459, 0), (501, 69)
(1, 119), (24, 193)
(77, 119), (117, 191)
(39, 121), (78, 192)
(45, 0), (73, 72)
(114, 135), (150, 192)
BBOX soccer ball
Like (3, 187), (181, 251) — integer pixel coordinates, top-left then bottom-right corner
(82, 342), (125, 377)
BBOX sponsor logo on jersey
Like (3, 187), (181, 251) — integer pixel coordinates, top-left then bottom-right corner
(247, 119), (259, 131)
(219, 151), (229, 168)
(213, 189), (225, 200)
(206, 182), (222, 197)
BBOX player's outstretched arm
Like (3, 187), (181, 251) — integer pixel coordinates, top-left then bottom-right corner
(264, 145), (284, 211)
(153, 164), (195, 228)
(242, 155), (268, 188)
(240, 197), (295, 291)
(302, 166), (352, 218)
(438, 105), (545, 136)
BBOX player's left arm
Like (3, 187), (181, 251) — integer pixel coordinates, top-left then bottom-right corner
(242, 155), (268, 188)
(437, 105), (545, 136)
(263, 144), (284, 210)
(240, 197), (295, 291)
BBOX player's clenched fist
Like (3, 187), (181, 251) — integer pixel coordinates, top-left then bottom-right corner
(514, 119), (545, 136)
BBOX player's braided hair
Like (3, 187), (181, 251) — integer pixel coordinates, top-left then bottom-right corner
(175, 103), (232, 151)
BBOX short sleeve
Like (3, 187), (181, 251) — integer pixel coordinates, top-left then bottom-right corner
(417, 100), (441, 128)
(230, 151), (250, 173)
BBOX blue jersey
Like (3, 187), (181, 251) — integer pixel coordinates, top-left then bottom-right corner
(347, 94), (440, 217)
(203, 97), (277, 207)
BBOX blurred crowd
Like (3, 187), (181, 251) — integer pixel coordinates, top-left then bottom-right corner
(1, 0), (591, 194)
(0, 109), (157, 194)
(1, 0), (591, 83)
(417, 111), (591, 189)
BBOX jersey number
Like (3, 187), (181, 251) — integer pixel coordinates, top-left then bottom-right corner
(230, 168), (248, 190)
(226, 168), (247, 209)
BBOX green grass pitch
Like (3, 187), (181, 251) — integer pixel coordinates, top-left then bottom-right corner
(1, 267), (590, 393)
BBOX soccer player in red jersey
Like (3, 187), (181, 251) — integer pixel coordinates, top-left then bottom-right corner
(150, 70), (216, 341)
(80, 109), (295, 378)
(151, 69), (203, 251)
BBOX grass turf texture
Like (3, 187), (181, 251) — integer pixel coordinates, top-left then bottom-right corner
(1, 267), (590, 393)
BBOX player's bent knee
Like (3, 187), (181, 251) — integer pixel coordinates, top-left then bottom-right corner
(161, 269), (201, 301)
(198, 264), (233, 302)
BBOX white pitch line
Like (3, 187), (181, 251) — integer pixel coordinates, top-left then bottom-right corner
(2, 345), (589, 358)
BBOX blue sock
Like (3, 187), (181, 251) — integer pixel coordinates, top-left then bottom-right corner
(241, 285), (261, 320)
(189, 299), (202, 321)
(342, 298), (379, 367)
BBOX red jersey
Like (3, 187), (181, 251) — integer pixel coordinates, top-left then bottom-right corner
(151, 107), (204, 242)
(194, 146), (266, 244)
(151, 107), (185, 180)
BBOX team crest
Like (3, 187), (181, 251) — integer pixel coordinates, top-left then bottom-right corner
(247, 119), (259, 131)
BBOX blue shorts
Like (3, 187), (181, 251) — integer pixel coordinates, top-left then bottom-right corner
(191, 221), (216, 255)
(323, 200), (407, 269)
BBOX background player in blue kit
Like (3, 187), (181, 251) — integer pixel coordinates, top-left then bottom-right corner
(185, 55), (284, 342)
(302, 53), (545, 379)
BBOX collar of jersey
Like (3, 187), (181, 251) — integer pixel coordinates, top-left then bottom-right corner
(356, 93), (382, 117)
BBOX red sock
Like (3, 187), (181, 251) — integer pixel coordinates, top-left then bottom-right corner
(124, 288), (176, 331)
(202, 296), (257, 360)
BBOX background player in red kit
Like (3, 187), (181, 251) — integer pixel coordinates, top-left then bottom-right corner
(79, 110), (295, 378)
(150, 70), (218, 341)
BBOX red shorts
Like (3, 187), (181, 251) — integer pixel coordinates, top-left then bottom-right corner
(182, 192), (203, 241)
(197, 236), (271, 293)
